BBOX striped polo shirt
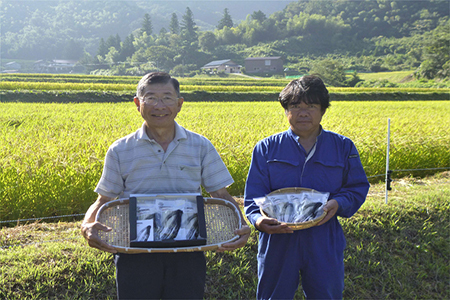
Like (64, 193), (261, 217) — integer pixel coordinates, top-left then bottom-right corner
(95, 121), (234, 198)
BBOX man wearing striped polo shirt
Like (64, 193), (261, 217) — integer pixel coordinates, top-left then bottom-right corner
(81, 72), (250, 299)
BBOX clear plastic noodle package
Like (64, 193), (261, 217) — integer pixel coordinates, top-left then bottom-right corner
(135, 198), (200, 242)
(156, 198), (200, 241)
(129, 193), (207, 249)
(255, 190), (330, 224)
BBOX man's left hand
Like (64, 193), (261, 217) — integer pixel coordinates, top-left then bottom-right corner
(216, 225), (251, 252)
(317, 199), (339, 226)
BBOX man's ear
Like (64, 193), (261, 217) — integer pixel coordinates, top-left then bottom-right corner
(133, 97), (140, 111)
(177, 97), (184, 108)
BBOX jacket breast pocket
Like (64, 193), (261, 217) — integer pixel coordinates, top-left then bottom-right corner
(313, 159), (345, 193)
(267, 159), (300, 191)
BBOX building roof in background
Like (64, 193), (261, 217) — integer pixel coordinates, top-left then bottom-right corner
(245, 57), (282, 61)
(202, 59), (241, 68)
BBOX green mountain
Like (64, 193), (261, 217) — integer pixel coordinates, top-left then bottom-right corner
(0, 0), (290, 59)
(1, 0), (448, 82)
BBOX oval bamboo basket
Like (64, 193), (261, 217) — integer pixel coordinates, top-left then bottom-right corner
(95, 197), (241, 253)
(261, 187), (327, 230)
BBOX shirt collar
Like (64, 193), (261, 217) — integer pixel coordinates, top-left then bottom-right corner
(136, 121), (187, 142)
(173, 121), (187, 141)
(287, 125), (323, 142)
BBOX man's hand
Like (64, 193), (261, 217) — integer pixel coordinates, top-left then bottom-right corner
(217, 225), (251, 252)
(210, 188), (253, 252)
(255, 216), (294, 234)
(81, 221), (118, 253)
(317, 199), (339, 226)
(80, 194), (117, 253)
(81, 222), (117, 253)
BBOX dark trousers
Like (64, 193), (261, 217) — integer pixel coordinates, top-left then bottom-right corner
(114, 252), (206, 300)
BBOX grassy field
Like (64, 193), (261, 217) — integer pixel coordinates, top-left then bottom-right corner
(1, 101), (449, 222)
(1, 172), (449, 299)
(4, 80), (449, 94)
(1, 75), (448, 299)
(2, 72), (450, 92)
(357, 71), (414, 83)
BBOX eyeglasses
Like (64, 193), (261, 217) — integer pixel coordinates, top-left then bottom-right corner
(139, 95), (179, 106)
(288, 103), (320, 112)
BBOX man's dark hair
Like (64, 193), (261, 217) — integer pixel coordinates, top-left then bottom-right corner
(279, 75), (330, 111)
(136, 72), (181, 98)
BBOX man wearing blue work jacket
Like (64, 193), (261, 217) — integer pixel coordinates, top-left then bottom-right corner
(244, 75), (370, 300)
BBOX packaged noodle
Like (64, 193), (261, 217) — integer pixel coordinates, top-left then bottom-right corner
(293, 192), (329, 223)
(254, 197), (277, 218)
(254, 190), (329, 224)
(266, 194), (289, 221)
(287, 193), (306, 223)
(156, 199), (185, 241)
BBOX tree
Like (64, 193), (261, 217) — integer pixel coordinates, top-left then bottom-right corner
(106, 34), (120, 50)
(171, 64), (198, 77)
(115, 34), (121, 48)
(169, 13), (179, 34)
(159, 27), (168, 36)
(142, 45), (176, 71)
(217, 8), (233, 30)
(199, 32), (217, 52)
(155, 28), (169, 46)
(216, 26), (239, 45)
(133, 32), (154, 50)
(140, 13), (153, 36)
(242, 28), (257, 46)
(181, 7), (198, 43)
(119, 33), (135, 62)
(251, 10), (267, 23)
(97, 38), (108, 57)
(310, 59), (347, 87)
(78, 50), (96, 72)
(105, 46), (120, 64)
(415, 21), (450, 79)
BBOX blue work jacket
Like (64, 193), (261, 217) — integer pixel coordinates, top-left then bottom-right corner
(244, 127), (370, 227)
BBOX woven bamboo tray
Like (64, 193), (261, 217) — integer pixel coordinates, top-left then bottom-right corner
(96, 197), (241, 253)
(261, 187), (327, 230)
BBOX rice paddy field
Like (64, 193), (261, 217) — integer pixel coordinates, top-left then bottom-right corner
(3, 80), (448, 94)
(2, 73), (450, 93)
(1, 100), (449, 222)
(1, 74), (449, 299)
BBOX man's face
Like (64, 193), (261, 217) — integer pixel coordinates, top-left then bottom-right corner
(134, 82), (183, 130)
(285, 101), (325, 137)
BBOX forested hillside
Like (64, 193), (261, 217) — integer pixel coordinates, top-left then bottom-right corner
(1, 0), (449, 85)
(0, 0), (288, 58)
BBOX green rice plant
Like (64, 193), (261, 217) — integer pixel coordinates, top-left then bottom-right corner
(1, 101), (449, 222)
(0, 73), (289, 87)
(2, 79), (448, 94)
(0, 81), (136, 92)
(181, 85), (284, 92)
(0, 73), (140, 84)
(1, 81), (285, 93)
(0, 174), (448, 299)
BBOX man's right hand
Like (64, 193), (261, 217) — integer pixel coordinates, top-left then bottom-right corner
(81, 221), (118, 253)
(81, 194), (117, 253)
(255, 216), (294, 234)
